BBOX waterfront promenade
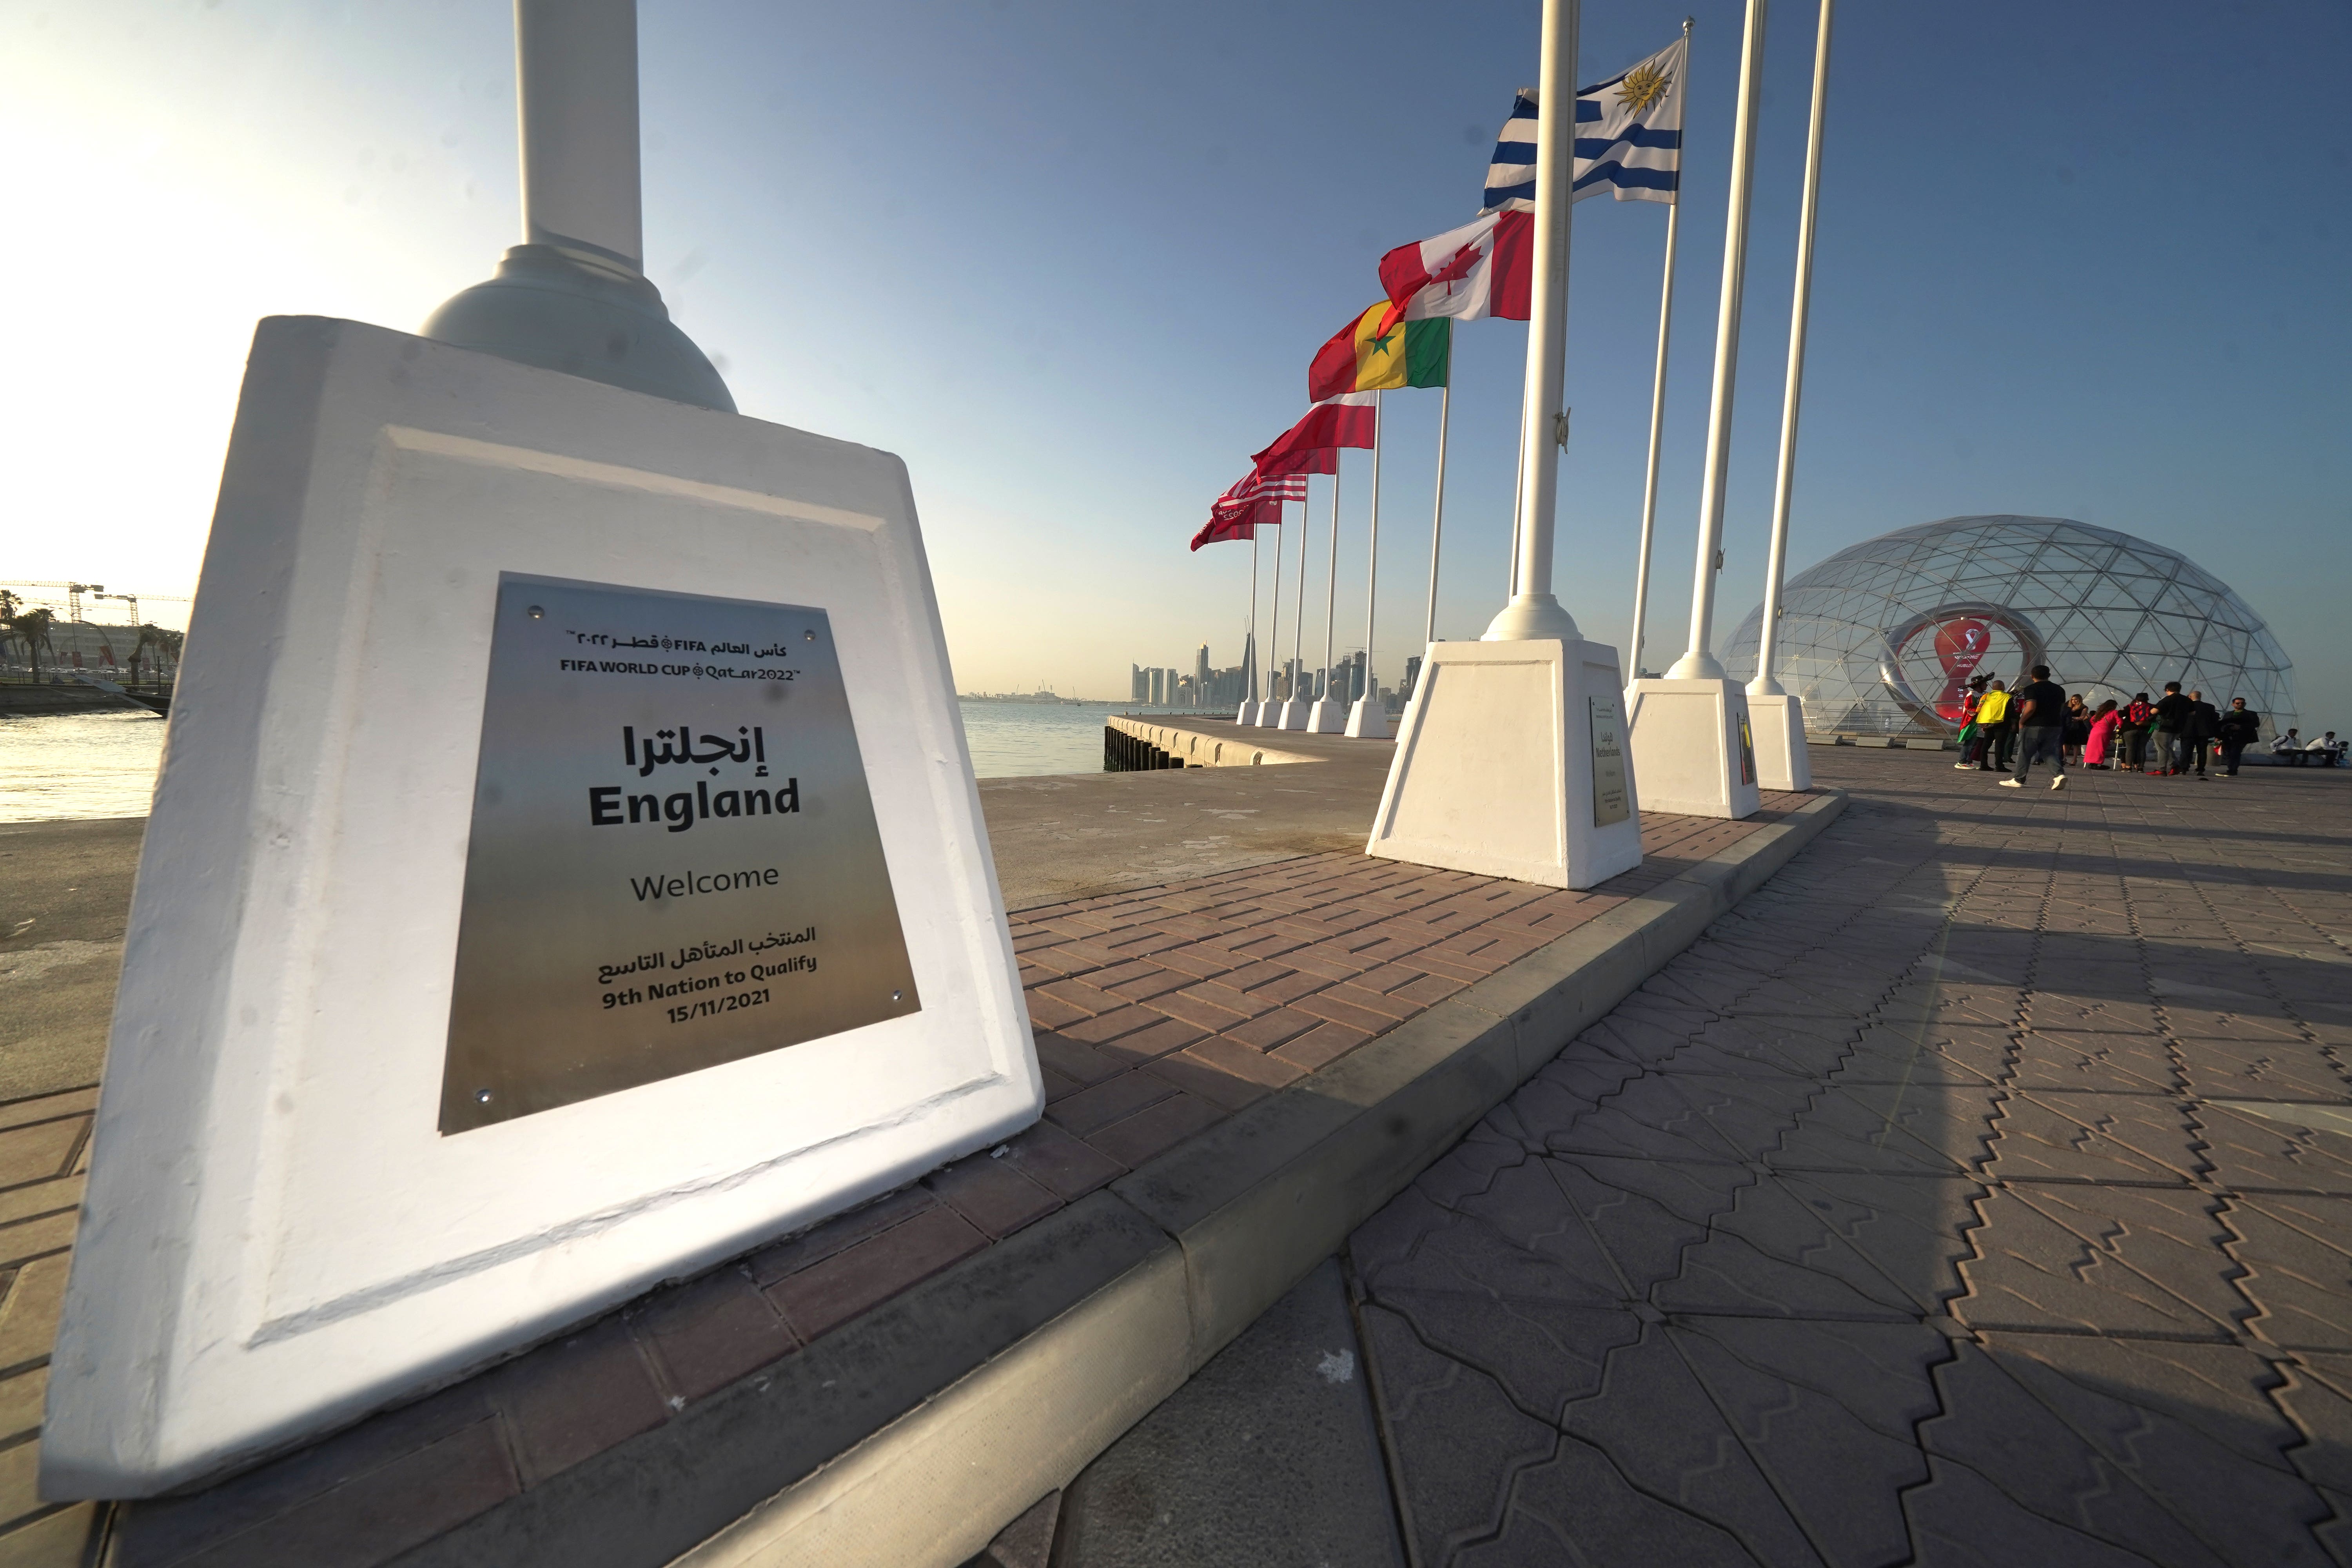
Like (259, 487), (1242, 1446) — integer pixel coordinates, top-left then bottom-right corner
(1, 737), (2346, 1564)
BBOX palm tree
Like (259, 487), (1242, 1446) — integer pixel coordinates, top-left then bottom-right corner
(129, 623), (164, 685)
(6, 606), (54, 681)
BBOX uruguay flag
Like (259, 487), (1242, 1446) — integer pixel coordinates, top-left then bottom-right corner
(1482, 36), (1687, 211)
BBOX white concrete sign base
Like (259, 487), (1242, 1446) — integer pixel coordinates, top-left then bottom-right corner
(1344, 697), (1390, 739)
(1626, 677), (1763, 819)
(1746, 692), (1813, 791)
(1303, 698), (1348, 735)
(1366, 639), (1644, 890)
(42, 317), (1039, 1497)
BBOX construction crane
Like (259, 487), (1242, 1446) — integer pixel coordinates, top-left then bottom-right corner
(2, 581), (192, 623)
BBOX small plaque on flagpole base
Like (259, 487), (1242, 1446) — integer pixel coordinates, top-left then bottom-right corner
(1366, 638), (1643, 889)
(1625, 677), (1763, 819)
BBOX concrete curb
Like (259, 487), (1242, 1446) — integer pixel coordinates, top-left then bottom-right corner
(403, 792), (1847, 1568)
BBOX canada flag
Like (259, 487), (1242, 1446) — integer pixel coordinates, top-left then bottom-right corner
(1376, 209), (1532, 327)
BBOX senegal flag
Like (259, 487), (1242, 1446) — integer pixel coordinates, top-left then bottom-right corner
(1307, 304), (1450, 403)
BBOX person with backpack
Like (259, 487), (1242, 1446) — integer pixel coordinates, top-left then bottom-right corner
(2153, 682), (2196, 775)
(2001, 665), (2070, 791)
(2216, 697), (2261, 777)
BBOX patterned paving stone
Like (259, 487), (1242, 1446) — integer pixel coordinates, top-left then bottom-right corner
(2176, 1037), (2352, 1101)
(1954, 1185), (2241, 1339)
(2198, 1102), (2352, 1194)
(1983, 1091), (2202, 1184)
(1551, 1325), (1829, 1567)
(1771, 1078), (2002, 1177)
(2010, 1027), (2183, 1093)
(2225, 1193), (2352, 1349)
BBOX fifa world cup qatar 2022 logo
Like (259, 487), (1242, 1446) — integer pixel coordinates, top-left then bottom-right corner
(1931, 619), (1992, 720)
(1878, 603), (2047, 733)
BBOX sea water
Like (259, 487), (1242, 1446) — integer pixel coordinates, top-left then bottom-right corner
(0, 701), (1189, 823)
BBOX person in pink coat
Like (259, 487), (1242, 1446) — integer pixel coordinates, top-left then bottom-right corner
(2084, 699), (2122, 768)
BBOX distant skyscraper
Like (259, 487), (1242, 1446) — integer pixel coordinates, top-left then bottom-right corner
(1131, 664), (1146, 702)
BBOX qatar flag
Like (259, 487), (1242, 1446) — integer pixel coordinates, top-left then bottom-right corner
(1376, 208), (1533, 326)
(1248, 392), (1376, 480)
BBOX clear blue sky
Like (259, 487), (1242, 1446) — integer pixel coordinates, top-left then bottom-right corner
(6, 0), (2346, 719)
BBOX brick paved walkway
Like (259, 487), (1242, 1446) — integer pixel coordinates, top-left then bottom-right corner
(1350, 750), (2352, 1566)
(0, 799), (1803, 1563)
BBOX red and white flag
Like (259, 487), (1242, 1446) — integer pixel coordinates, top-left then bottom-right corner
(1248, 393), (1376, 480)
(1376, 208), (1532, 325)
(1192, 470), (1308, 551)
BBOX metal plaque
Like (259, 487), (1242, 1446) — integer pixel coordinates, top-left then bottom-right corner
(1737, 710), (1758, 786)
(1589, 696), (1630, 827)
(439, 573), (920, 1133)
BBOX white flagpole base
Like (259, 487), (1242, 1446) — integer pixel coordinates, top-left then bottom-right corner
(1235, 700), (1260, 726)
(1625, 676), (1762, 819)
(1270, 699), (1309, 730)
(1744, 691), (1812, 791)
(1303, 698), (1349, 734)
(1367, 639), (1644, 890)
(1260, 700), (1292, 728)
(1344, 697), (1390, 739)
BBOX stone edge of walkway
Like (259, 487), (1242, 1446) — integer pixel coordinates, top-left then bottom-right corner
(397, 791), (1848, 1568)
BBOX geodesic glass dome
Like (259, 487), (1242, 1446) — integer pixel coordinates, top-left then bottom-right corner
(1722, 515), (2298, 739)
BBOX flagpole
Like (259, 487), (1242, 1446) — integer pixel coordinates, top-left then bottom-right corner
(1321, 456), (1339, 701)
(1265, 503), (1283, 708)
(1292, 464), (1313, 713)
(1363, 392), (1382, 699)
(1668, 0), (1764, 681)
(1753, 0), (1832, 701)
(1630, 16), (1693, 684)
(1425, 383), (1450, 645)
(1485, 0), (1581, 642)
(1247, 526), (1261, 703)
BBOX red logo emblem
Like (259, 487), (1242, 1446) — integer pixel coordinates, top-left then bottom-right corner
(1932, 617), (1991, 720)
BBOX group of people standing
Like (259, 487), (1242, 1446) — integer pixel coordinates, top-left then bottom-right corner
(1954, 672), (2268, 786)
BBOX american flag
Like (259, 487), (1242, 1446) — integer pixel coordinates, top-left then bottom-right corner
(1192, 470), (1308, 551)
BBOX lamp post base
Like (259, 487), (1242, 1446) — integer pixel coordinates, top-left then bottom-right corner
(1303, 698), (1349, 734)
(1344, 697), (1391, 739)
